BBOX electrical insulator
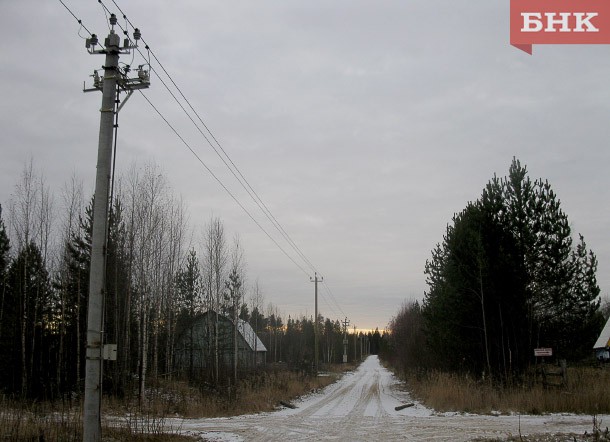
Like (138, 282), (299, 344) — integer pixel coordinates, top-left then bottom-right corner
(133, 28), (141, 41)
(90, 34), (98, 46)
(138, 67), (149, 82)
(93, 71), (101, 88)
(109, 13), (117, 26)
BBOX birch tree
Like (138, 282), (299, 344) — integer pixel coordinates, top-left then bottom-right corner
(122, 163), (188, 400)
(8, 161), (56, 397)
(201, 217), (227, 383)
(225, 236), (245, 383)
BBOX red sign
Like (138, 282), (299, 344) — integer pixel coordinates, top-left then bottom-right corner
(510, 0), (610, 54)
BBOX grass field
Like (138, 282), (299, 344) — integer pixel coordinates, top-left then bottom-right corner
(402, 364), (610, 415)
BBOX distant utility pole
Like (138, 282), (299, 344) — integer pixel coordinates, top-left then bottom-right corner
(310, 272), (323, 373)
(342, 317), (350, 363)
(353, 325), (357, 362)
(82, 14), (149, 442)
(360, 333), (364, 361)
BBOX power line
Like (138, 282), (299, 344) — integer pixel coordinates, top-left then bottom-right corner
(138, 91), (312, 278)
(93, 0), (350, 318)
(319, 296), (341, 319)
(99, 0), (322, 278)
(58, 0), (102, 46)
(322, 280), (346, 318)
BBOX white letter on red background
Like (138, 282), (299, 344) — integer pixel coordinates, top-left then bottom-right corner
(544, 12), (572, 32)
(521, 12), (543, 32)
(573, 12), (599, 32)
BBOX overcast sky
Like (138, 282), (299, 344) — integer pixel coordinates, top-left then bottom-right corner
(1, 1), (609, 331)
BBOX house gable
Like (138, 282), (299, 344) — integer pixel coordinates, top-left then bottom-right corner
(594, 316), (610, 349)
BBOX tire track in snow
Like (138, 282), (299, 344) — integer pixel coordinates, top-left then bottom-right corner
(175, 356), (608, 441)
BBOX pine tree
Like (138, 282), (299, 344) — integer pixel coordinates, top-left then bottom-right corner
(423, 159), (602, 379)
(484, 159), (600, 357)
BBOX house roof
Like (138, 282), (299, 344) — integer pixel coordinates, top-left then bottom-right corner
(238, 319), (267, 353)
(196, 310), (267, 353)
(594, 316), (610, 349)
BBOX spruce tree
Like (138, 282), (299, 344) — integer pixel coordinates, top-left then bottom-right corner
(175, 249), (202, 377)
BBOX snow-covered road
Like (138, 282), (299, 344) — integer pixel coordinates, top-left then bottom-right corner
(174, 356), (606, 441)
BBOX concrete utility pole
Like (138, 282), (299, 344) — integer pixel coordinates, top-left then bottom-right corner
(310, 273), (323, 373)
(342, 317), (349, 363)
(353, 325), (357, 362)
(82, 15), (149, 442)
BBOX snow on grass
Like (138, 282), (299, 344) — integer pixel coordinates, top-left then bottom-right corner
(172, 356), (610, 441)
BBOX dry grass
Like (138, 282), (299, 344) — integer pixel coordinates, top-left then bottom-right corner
(0, 398), (81, 441)
(403, 365), (610, 415)
(0, 396), (197, 441)
(111, 366), (343, 418)
(0, 365), (349, 440)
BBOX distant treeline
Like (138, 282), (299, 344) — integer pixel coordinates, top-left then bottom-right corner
(0, 160), (381, 401)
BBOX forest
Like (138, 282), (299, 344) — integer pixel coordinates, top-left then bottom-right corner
(0, 160), (382, 402)
(383, 159), (606, 382)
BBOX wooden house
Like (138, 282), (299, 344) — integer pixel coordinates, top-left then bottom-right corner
(174, 310), (267, 375)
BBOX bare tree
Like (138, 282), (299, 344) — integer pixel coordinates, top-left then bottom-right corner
(10, 159), (39, 251)
(201, 217), (227, 384)
(123, 162), (186, 402)
(9, 160), (55, 395)
(163, 196), (189, 379)
(226, 235), (246, 384)
(36, 173), (54, 268)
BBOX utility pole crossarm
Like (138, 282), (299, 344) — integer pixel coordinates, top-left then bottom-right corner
(83, 14), (150, 95)
(82, 13), (149, 442)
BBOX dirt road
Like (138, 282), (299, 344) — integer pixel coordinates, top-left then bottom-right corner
(175, 356), (605, 441)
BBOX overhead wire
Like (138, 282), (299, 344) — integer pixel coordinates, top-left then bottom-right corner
(58, 0), (105, 49)
(57, 0), (351, 327)
(100, 0), (322, 278)
(99, 0), (112, 32)
(322, 280), (346, 318)
(91, 0), (350, 321)
(138, 91), (312, 278)
(320, 296), (340, 319)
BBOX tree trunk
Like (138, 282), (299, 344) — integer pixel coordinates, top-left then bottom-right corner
(138, 305), (148, 408)
(478, 264), (491, 378)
